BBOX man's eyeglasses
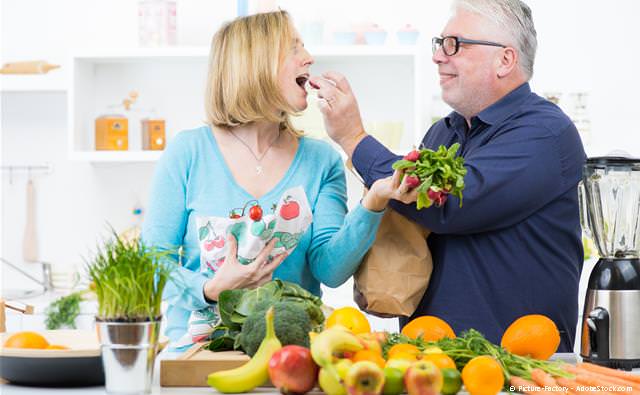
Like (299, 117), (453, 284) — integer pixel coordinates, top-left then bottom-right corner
(432, 36), (506, 56)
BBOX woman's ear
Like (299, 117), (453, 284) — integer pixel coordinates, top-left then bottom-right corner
(497, 47), (518, 78)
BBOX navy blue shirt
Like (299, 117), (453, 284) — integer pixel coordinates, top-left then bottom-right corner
(353, 83), (586, 351)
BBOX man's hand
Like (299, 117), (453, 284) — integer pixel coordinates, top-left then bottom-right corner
(309, 71), (368, 158)
(362, 170), (420, 212)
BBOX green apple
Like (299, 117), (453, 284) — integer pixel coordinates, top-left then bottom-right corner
(382, 367), (405, 395)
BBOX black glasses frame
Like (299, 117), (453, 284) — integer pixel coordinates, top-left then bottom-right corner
(432, 36), (506, 56)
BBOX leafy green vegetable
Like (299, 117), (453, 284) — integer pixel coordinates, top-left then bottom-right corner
(205, 279), (324, 352)
(237, 301), (312, 356)
(383, 329), (571, 382)
(393, 144), (467, 209)
(45, 291), (86, 329)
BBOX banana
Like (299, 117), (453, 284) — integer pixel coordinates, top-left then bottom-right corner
(207, 307), (281, 393)
(311, 327), (363, 381)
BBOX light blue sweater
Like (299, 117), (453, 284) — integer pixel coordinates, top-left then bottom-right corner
(141, 126), (384, 344)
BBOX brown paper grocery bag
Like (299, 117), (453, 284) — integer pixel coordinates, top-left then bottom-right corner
(353, 208), (432, 318)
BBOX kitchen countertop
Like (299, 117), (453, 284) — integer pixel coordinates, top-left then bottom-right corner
(1, 352), (638, 395)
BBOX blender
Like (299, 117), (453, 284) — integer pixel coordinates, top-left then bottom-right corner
(579, 157), (640, 370)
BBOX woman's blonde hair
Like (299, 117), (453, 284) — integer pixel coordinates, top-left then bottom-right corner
(205, 10), (303, 137)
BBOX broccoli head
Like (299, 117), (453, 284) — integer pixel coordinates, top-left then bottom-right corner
(237, 301), (312, 356)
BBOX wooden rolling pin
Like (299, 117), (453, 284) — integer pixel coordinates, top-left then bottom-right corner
(0, 60), (60, 74)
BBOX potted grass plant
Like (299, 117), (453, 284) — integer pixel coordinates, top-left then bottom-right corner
(88, 231), (173, 394)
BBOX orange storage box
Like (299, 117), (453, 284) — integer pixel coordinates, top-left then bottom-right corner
(95, 115), (128, 151)
(142, 119), (166, 150)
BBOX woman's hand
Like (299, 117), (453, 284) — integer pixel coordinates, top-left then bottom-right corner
(203, 235), (288, 302)
(361, 170), (420, 212)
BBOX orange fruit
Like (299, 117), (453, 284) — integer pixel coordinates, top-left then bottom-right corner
(325, 307), (371, 334)
(500, 314), (560, 360)
(401, 316), (455, 341)
(3, 331), (49, 349)
(461, 355), (504, 395)
(352, 349), (386, 369)
(421, 353), (456, 369)
(387, 343), (420, 359)
(46, 344), (69, 350)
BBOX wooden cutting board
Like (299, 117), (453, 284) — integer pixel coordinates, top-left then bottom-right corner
(160, 343), (251, 387)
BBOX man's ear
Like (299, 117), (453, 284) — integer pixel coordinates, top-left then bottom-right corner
(497, 47), (518, 78)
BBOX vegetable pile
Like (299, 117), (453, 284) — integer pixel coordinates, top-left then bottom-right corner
(206, 280), (324, 354)
(383, 329), (571, 382)
(392, 143), (467, 209)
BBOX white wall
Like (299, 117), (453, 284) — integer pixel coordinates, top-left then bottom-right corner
(2, 0), (640, 333)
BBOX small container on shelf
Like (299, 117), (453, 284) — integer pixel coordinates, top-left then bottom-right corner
(364, 24), (387, 46)
(396, 24), (420, 45)
(141, 118), (166, 150)
(95, 115), (128, 151)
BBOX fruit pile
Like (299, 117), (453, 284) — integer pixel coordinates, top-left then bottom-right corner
(206, 307), (640, 395)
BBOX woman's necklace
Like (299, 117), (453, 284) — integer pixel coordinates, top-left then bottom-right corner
(229, 129), (281, 174)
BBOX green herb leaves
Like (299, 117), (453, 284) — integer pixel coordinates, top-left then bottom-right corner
(393, 144), (467, 209)
(45, 291), (84, 329)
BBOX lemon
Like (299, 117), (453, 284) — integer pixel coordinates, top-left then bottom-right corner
(441, 368), (462, 395)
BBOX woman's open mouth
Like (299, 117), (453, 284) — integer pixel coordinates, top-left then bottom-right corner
(295, 74), (309, 93)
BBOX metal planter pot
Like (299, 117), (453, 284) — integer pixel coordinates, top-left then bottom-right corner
(96, 319), (160, 394)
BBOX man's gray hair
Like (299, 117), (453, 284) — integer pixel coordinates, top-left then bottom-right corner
(453, 0), (537, 79)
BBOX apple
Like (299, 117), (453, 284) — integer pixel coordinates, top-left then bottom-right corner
(404, 360), (443, 395)
(382, 367), (405, 395)
(318, 359), (353, 395)
(280, 199), (300, 220)
(268, 345), (318, 395)
(385, 358), (411, 375)
(344, 361), (385, 395)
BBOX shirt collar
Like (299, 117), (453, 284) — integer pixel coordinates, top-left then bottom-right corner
(444, 82), (531, 129)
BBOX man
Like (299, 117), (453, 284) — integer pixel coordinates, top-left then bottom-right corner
(310, 0), (586, 351)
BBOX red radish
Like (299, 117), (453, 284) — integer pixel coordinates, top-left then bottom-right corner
(403, 150), (420, 162)
(405, 175), (421, 188)
(427, 188), (441, 202)
(280, 200), (300, 220)
(249, 205), (263, 221)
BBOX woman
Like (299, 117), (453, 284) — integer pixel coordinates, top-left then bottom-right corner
(142, 10), (395, 347)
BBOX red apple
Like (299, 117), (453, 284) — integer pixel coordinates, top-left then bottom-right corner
(404, 360), (443, 395)
(268, 345), (318, 395)
(280, 200), (300, 220)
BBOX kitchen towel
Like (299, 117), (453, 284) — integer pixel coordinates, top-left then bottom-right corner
(178, 186), (313, 347)
(22, 179), (39, 263)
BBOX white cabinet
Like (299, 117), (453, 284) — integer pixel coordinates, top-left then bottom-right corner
(68, 45), (429, 163)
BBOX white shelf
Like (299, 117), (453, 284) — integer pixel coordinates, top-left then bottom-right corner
(68, 46), (428, 163)
(69, 150), (163, 163)
(71, 45), (419, 61)
(0, 73), (67, 92)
